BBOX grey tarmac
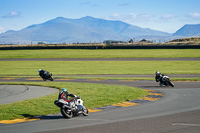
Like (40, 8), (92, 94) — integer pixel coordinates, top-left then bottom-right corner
(0, 85), (58, 105)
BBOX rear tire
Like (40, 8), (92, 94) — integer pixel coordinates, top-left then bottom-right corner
(61, 108), (73, 118)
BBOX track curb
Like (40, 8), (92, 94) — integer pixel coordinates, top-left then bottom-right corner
(90, 89), (163, 112)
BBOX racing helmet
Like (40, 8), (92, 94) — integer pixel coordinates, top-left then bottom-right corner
(38, 69), (41, 72)
(155, 71), (160, 76)
(60, 88), (67, 92)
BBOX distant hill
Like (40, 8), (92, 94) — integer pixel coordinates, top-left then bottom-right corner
(173, 24), (200, 37)
(164, 37), (200, 45)
(0, 16), (171, 44)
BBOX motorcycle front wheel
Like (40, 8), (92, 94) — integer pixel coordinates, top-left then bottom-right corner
(50, 77), (54, 81)
(168, 81), (174, 87)
(61, 108), (73, 118)
(82, 106), (89, 116)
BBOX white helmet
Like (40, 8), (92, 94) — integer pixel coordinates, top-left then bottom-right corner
(38, 69), (41, 72)
(155, 71), (160, 76)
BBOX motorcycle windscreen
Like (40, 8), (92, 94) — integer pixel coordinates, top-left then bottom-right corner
(77, 105), (83, 110)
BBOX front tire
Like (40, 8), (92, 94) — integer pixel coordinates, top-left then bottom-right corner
(82, 106), (89, 116)
(61, 108), (73, 118)
(168, 81), (174, 87)
(50, 77), (54, 81)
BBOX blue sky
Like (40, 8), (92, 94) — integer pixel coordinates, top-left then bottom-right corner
(0, 0), (200, 34)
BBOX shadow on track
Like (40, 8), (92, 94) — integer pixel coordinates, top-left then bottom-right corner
(37, 115), (64, 120)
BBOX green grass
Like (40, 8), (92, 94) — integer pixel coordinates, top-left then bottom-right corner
(0, 82), (148, 120)
(0, 61), (199, 76)
(0, 49), (199, 120)
(0, 49), (200, 58)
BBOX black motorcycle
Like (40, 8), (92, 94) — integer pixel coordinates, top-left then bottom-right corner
(40, 72), (54, 81)
(54, 96), (88, 118)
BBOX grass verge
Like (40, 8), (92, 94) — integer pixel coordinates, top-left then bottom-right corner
(0, 49), (200, 58)
(0, 61), (200, 76)
(0, 82), (148, 120)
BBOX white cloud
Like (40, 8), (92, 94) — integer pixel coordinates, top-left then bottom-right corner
(161, 14), (175, 19)
(2, 11), (21, 18)
(0, 27), (5, 33)
(189, 12), (200, 18)
(108, 13), (153, 22)
(0, 27), (4, 31)
(111, 13), (121, 19)
(130, 13), (153, 21)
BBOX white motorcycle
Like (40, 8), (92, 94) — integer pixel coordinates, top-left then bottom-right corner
(161, 75), (174, 87)
(54, 96), (88, 118)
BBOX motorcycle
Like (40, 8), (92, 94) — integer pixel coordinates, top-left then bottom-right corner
(161, 75), (174, 87)
(40, 72), (54, 81)
(54, 96), (89, 118)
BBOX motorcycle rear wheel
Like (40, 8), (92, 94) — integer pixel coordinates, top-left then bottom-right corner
(61, 108), (73, 118)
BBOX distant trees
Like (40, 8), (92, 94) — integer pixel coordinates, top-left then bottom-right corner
(103, 38), (153, 44)
(37, 42), (46, 44)
(139, 39), (153, 43)
(103, 40), (126, 44)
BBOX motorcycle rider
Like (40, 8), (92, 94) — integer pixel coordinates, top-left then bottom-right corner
(38, 69), (51, 80)
(58, 88), (77, 100)
(54, 88), (88, 118)
(59, 88), (78, 107)
(57, 88), (78, 110)
(155, 71), (165, 86)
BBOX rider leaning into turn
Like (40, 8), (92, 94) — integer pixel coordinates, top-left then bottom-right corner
(155, 71), (165, 86)
(58, 88), (77, 101)
(38, 69), (49, 77)
(58, 88), (78, 109)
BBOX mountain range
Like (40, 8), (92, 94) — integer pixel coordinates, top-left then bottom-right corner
(0, 16), (199, 44)
(173, 24), (200, 37)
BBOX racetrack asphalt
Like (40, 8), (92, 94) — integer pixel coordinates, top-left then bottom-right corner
(0, 78), (200, 133)
(0, 85), (58, 105)
(0, 57), (200, 133)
